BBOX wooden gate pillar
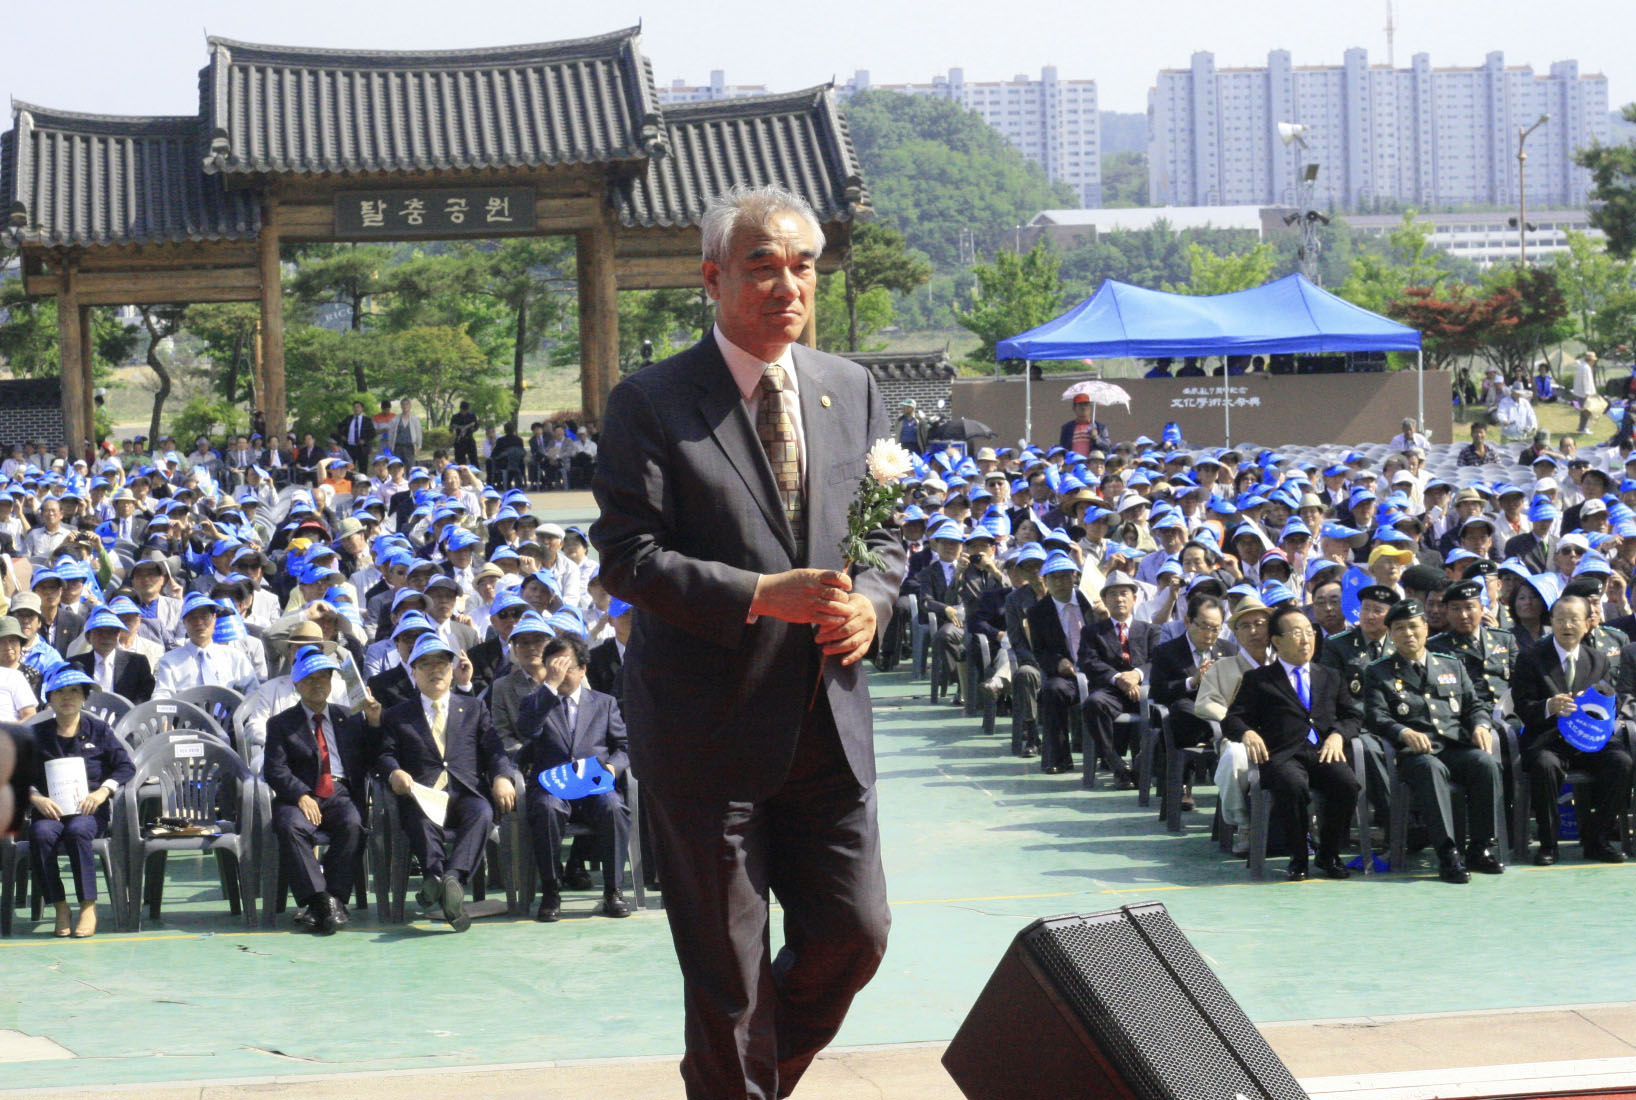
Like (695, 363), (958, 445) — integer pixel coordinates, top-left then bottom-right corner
(258, 201), (288, 442)
(56, 263), (87, 454)
(576, 206), (619, 423)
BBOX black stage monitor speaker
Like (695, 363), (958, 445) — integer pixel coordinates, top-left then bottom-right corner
(942, 903), (1308, 1100)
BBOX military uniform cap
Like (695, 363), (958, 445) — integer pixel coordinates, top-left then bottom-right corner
(1383, 599), (1425, 627)
(1444, 579), (1484, 603)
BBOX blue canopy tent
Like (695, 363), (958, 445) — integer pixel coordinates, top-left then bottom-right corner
(996, 273), (1423, 444)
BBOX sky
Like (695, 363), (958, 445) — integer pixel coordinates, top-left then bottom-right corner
(6, 0), (1632, 117)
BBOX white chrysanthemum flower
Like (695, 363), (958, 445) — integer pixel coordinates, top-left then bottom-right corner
(864, 439), (914, 483)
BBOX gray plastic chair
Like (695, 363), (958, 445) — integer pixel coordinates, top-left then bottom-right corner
(169, 685), (245, 733)
(83, 690), (134, 729)
(121, 738), (260, 930)
(1, 809), (130, 935)
(114, 698), (228, 753)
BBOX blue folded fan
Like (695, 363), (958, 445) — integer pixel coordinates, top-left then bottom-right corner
(1560, 687), (1616, 753)
(538, 757), (615, 800)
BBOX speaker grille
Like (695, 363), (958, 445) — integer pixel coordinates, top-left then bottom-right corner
(1022, 906), (1308, 1100)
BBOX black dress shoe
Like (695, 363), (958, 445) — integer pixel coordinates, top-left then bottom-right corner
(416, 874), (443, 911)
(601, 892), (631, 918)
(1115, 773), (1138, 791)
(1313, 855), (1351, 880)
(441, 872), (470, 933)
(1584, 841), (1628, 863)
(1285, 865), (1309, 882)
(316, 893), (345, 934)
(328, 895), (351, 928)
(563, 865), (594, 891)
(293, 904), (320, 930)
(1466, 844), (1505, 875)
(1436, 844), (1471, 884)
(535, 892), (562, 923)
(1533, 845), (1559, 866)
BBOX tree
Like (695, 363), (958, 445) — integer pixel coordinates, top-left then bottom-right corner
(180, 303), (259, 404)
(0, 282), (138, 380)
(816, 272), (892, 353)
(842, 222), (930, 351)
(1099, 152), (1147, 208)
(1162, 241), (1275, 295)
(1389, 285), (1497, 371)
(843, 90), (1076, 270)
(1576, 103), (1636, 258)
(284, 326), (392, 439)
(614, 289), (713, 373)
(137, 306), (186, 445)
(385, 326), (508, 428)
(1335, 213), (1449, 315)
(955, 243), (1065, 371)
(1471, 265), (1575, 380)
(285, 244), (395, 390)
(1553, 229), (1636, 356)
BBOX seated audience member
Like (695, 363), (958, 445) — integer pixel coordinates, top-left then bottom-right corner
(264, 647), (375, 934)
(1513, 593), (1633, 865)
(1148, 592), (1237, 809)
(1025, 551), (1094, 776)
(516, 633), (632, 921)
(487, 611), (555, 756)
(1079, 569), (1157, 789)
(1001, 543), (1046, 757)
(1364, 599), (1506, 883)
(68, 607), (155, 704)
(374, 635), (518, 932)
(1225, 605), (1362, 881)
(236, 622), (355, 775)
(153, 592), (260, 697)
(25, 666), (134, 938)
(1196, 596), (1272, 852)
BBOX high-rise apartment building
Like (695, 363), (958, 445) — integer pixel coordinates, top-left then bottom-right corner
(659, 68), (1101, 207)
(1148, 49), (1609, 212)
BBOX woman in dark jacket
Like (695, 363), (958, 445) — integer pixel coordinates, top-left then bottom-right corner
(26, 666), (133, 938)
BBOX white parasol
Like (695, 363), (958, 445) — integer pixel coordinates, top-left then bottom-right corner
(1060, 380), (1132, 409)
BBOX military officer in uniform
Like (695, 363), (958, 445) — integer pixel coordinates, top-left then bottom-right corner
(1318, 584), (1398, 822)
(1430, 578), (1520, 716)
(1364, 599), (1506, 883)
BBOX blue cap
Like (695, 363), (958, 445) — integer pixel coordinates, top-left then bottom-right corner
(210, 538), (240, 558)
(901, 505), (928, 523)
(1320, 522), (1362, 540)
(963, 528), (996, 545)
(1529, 499), (1561, 522)
(545, 610), (587, 640)
(508, 610), (555, 637)
(42, 666), (96, 696)
(180, 592), (225, 619)
(526, 568), (561, 594)
(1305, 558), (1343, 582)
(392, 611), (437, 639)
(1526, 572), (1563, 608)
(1444, 548), (1478, 566)
(488, 590), (530, 617)
(606, 597), (633, 619)
(1574, 554), (1614, 577)
(1279, 519), (1311, 541)
(1013, 542), (1048, 565)
(291, 646), (341, 683)
(1260, 580), (1297, 606)
(1040, 550), (1078, 577)
(107, 595), (141, 617)
(1151, 512), (1186, 532)
(84, 608), (125, 633)
(1227, 582), (1259, 600)
(1156, 558), (1183, 578)
(28, 568), (60, 590)
(408, 634), (455, 664)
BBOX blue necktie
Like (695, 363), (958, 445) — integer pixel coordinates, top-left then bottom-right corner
(1293, 666), (1318, 745)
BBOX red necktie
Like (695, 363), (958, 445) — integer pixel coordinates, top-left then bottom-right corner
(313, 712), (335, 799)
(1117, 621), (1131, 663)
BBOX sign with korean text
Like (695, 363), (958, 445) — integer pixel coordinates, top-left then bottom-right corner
(335, 187), (536, 238)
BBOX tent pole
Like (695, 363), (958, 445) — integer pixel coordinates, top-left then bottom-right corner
(1024, 363), (1032, 446)
(1222, 358), (1231, 448)
(1417, 351), (1425, 435)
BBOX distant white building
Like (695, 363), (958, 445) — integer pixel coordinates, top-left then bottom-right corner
(660, 67), (1101, 207)
(1148, 49), (1610, 212)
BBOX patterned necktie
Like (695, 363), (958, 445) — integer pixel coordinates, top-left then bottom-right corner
(312, 712), (335, 799)
(1116, 621), (1130, 663)
(755, 364), (804, 549)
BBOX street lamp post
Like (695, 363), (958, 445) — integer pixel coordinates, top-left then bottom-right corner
(1517, 114), (1550, 265)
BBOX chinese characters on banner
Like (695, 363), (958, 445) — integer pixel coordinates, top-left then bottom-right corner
(1169, 384), (1262, 410)
(334, 187), (536, 238)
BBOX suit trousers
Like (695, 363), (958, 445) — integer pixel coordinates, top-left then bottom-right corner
(646, 698), (890, 1100)
(1038, 673), (1079, 773)
(1262, 747), (1362, 867)
(935, 622), (965, 682)
(1011, 664), (1041, 754)
(526, 786), (629, 894)
(345, 444), (371, 471)
(396, 790), (493, 883)
(1084, 687), (1140, 780)
(1165, 699), (1214, 749)
(1525, 740), (1635, 849)
(453, 438), (478, 466)
(28, 813), (104, 904)
(273, 793), (363, 906)
(1396, 743), (1504, 849)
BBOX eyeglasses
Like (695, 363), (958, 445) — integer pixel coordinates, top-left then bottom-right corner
(1278, 626), (1317, 639)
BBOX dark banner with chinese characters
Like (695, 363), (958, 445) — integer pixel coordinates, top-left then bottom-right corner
(334, 187), (536, 238)
(950, 370), (1452, 449)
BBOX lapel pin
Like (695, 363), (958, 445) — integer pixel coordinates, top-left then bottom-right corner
(820, 394), (832, 407)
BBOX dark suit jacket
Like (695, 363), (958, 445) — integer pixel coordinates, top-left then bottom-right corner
(1149, 634), (1236, 709)
(1079, 616), (1158, 691)
(1514, 637), (1613, 754)
(374, 692), (517, 800)
(465, 636), (508, 695)
(336, 414), (376, 450)
(912, 559), (959, 620)
(587, 638), (623, 699)
(44, 608), (84, 656)
(67, 649), (155, 705)
(264, 702), (371, 804)
(366, 665), (418, 710)
(1503, 531), (1549, 573)
(591, 335), (906, 802)
(515, 684), (629, 782)
(1224, 660), (1360, 762)
(1025, 592), (1093, 677)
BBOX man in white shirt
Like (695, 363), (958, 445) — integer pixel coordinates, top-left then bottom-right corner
(22, 498), (71, 558)
(235, 622), (356, 775)
(1574, 351), (1598, 432)
(153, 593), (260, 697)
(1387, 418), (1430, 452)
(1197, 597), (1271, 851)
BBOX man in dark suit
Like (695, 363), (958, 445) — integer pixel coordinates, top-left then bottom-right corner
(1024, 550), (1094, 775)
(337, 401), (377, 471)
(264, 649), (371, 933)
(68, 607), (155, 704)
(1149, 593), (1237, 811)
(912, 520), (967, 694)
(1078, 570), (1157, 789)
(1513, 593), (1633, 864)
(374, 635), (519, 932)
(1225, 604), (1362, 880)
(590, 187), (905, 1100)
(517, 634), (632, 921)
(587, 598), (630, 700)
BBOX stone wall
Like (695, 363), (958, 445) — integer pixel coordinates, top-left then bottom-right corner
(0, 378), (65, 448)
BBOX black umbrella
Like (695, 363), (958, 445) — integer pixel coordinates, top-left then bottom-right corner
(933, 417), (996, 442)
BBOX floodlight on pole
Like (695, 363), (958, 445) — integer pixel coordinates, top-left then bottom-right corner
(1517, 113), (1550, 266)
(1278, 121), (1323, 282)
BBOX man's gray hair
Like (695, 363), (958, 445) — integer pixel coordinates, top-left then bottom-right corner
(700, 185), (826, 265)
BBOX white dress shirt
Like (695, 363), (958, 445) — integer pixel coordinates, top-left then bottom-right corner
(715, 324), (806, 481)
(154, 640), (259, 697)
(1052, 596), (1082, 662)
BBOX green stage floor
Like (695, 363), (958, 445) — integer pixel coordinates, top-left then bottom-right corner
(5, 583), (1636, 1089)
